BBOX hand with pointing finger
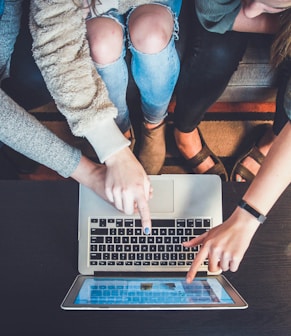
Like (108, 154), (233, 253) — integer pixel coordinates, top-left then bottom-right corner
(183, 207), (260, 283)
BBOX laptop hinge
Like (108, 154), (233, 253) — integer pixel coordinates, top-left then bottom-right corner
(196, 271), (208, 277)
(93, 271), (210, 278)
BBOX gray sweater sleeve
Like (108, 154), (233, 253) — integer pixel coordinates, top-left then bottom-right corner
(195, 0), (241, 33)
(0, 89), (82, 178)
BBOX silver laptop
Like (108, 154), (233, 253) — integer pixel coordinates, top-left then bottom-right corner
(61, 174), (247, 310)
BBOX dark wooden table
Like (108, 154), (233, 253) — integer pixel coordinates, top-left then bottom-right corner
(0, 180), (290, 336)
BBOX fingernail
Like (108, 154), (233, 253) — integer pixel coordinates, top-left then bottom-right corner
(144, 227), (151, 235)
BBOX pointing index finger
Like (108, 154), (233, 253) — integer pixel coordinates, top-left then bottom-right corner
(136, 196), (152, 235)
(186, 246), (209, 283)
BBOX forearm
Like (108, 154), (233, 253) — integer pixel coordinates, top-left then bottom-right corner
(232, 8), (280, 33)
(0, 89), (81, 177)
(242, 121), (291, 216)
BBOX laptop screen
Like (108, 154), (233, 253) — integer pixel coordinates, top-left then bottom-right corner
(75, 277), (233, 305)
(61, 275), (248, 310)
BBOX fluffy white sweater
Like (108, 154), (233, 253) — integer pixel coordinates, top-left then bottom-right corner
(30, 0), (130, 162)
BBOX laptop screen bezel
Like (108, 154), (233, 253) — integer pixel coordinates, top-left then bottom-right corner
(61, 273), (248, 310)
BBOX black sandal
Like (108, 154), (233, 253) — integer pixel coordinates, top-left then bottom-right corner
(186, 128), (228, 182)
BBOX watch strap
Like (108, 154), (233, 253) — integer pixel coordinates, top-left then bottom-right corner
(238, 199), (267, 224)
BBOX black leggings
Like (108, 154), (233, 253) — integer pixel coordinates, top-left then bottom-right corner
(273, 59), (291, 135)
(174, 4), (290, 136)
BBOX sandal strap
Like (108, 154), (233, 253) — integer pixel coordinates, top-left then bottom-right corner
(230, 145), (265, 182)
(186, 129), (228, 181)
(234, 163), (255, 182)
(230, 123), (270, 182)
(187, 145), (213, 169)
(248, 146), (265, 165)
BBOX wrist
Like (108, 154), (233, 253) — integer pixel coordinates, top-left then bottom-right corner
(105, 146), (133, 167)
(71, 156), (100, 184)
(71, 156), (107, 199)
(238, 199), (267, 224)
(232, 207), (261, 233)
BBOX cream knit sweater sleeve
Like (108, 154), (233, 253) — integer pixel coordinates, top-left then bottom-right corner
(29, 0), (129, 163)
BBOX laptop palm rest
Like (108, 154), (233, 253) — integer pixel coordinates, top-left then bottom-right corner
(148, 180), (174, 213)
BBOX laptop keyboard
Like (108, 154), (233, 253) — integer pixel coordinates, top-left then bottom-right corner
(89, 218), (211, 268)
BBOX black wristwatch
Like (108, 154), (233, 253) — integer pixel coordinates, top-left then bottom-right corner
(238, 199), (267, 224)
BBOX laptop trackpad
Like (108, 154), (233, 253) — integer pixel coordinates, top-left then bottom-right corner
(149, 180), (174, 213)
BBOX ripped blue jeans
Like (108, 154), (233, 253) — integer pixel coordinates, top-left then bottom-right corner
(92, 1), (182, 133)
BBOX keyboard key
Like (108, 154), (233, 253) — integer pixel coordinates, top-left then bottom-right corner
(90, 253), (101, 260)
(110, 228), (117, 235)
(203, 219), (211, 227)
(195, 219), (202, 227)
(116, 219), (123, 227)
(91, 236), (103, 243)
(90, 245), (97, 252)
(125, 219), (134, 227)
(177, 219), (186, 227)
(194, 228), (207, 236)
(187, 219), (194, 227)
(100, 219), (107, 227)
(91, 228), (108, 235)
(152, 219), (175, 227)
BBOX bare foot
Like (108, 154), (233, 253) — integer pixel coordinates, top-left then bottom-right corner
(235, 126), (276, 182)
(174, 128), (214, 174)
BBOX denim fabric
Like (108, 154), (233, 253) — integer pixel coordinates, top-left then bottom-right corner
(131, 36), (180, 124)
(0, 0), (4, 18)
(93, 0), (182, 132)
(0, 0), (23, 82)
(95, 48), (131, 133)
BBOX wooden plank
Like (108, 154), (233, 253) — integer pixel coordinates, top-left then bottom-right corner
(218, 86), (277, 103)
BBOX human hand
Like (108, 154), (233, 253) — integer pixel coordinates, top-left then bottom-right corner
(183, 208), (260, 283)
(104, 147), (152, 233)
(71, 155), (109, 201)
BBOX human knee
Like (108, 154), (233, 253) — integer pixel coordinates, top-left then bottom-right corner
(128, 5), (173, 54)
(86, 17), (124, 64)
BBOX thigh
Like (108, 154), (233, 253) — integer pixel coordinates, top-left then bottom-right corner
(184, 15), (248, 83)
(174, 6), (248, 132)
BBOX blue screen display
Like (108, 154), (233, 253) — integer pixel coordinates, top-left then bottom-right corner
(74, 277), (234, 305)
